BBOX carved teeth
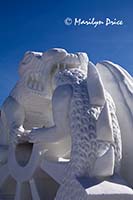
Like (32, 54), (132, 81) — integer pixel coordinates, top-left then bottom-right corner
(34, 73), (39, 81)
(41, 83), (44, 91)
(30, 73), (34, 81)
(57, 63), (60, 69)
(38, 83), (42, 91)
(33, 81), (37, 90)
(27, 72), (44, 92)
(27, 77), (33, 88)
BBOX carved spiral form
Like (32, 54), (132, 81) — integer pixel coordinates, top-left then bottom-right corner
(55, 68), (122, 200)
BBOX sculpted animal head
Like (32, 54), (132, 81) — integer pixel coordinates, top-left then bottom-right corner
(19, 48), (89, 99)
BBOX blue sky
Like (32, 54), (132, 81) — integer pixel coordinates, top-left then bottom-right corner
(0, 0), (133, 105)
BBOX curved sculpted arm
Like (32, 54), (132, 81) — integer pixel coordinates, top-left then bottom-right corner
(29, 84), (73, 143)
(1, 96), (29, 143)
(3, 96), (25, 129)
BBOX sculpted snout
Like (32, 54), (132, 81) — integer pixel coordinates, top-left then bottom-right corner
(18, 48), (89, 100)
(19, 48), (89, 76)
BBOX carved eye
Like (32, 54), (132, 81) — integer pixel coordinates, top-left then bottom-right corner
(19, 52), (35, 76)
(21, 52), (34, 65)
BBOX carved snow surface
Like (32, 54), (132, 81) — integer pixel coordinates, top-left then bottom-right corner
(54, 68), (121, 177)
(54, 68), (123, 200)
(97, 61), (133, 187)
(0, 48), (132, 200)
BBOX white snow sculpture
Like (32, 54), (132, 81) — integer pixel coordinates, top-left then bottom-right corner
(0, 48), (132, 200)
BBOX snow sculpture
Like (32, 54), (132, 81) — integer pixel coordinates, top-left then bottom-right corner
(0, 48), (132, 200)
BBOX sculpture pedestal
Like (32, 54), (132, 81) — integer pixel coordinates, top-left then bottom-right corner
(85, 180), (133, 200)
(55, 176), (133, 200)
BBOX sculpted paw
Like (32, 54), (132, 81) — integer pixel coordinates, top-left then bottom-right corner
(10, 125), (31, 144)
(29, 128), (42, 143)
